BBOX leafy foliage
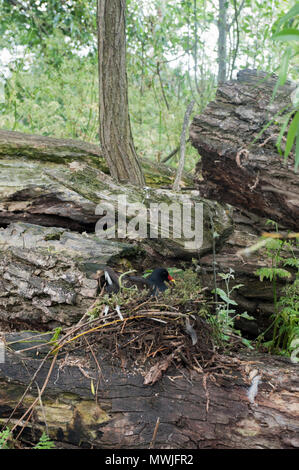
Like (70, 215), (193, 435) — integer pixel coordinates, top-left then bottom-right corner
(0, 0), (96, 50)
(254, 224), (299, 355)
(271, 4), (299, 170)
(34, 432), (55, 449)
(212, 268), (254, 349)
(255, 267), (292, 282)
(0, 0), (296, 171)
(0, 428), (12, 449)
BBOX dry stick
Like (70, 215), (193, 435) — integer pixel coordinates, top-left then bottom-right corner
(162, 139), (190, 163)
(149, 417), (160, 449)
(162, 144), (180, 163)
(10, 354), (58, 432)
(15, 408), (35, 442)
(157, 62), (170, 110)
(2, 353), (58, 447)
(2, 349), (54, 430)
(83, 336), (103, 406)
(209, 211), (218, 305)
(172, 100), (195, 191)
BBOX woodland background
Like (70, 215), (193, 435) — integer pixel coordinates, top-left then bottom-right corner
(0, 0), (298, 172)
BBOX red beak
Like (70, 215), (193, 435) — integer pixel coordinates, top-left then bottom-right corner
(168, 274), (175, 283)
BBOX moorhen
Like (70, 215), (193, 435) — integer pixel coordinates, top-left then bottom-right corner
(99, 267), (175, 295)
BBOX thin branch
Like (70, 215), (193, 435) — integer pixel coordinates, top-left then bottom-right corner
(149, 417), (160, 449)
(193, 0), (201, 96)
(228, 0), (246, 31)
(230, 0), (241, 79)
(172, 100), (195, 191)
(162, 138), (190, 163)
(156, 62), (170, 111)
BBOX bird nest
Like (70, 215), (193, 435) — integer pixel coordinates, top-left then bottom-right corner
(54, 270), (216, 384)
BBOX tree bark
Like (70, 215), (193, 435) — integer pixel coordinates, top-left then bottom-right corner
(97, 0), (145, 187)
(0, 340), (298, 449)
(190, 69), (299, 231)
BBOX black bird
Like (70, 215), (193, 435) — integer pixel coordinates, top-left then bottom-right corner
(98, 267), (175, 295)
(142, 267), (175, 295)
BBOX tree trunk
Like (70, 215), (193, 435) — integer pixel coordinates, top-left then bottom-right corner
(217, 0), (227, 83)
(97, 0), (145, 187)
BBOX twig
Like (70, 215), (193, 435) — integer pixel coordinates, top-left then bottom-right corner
(83, 336), (103, 405)
(2, 353), (58, 445)
(149, 417), (160, 449)
(209, 211), (218, 304)
(163, 146), (179, 164)
(156, 62), (170, 110)
(172, 100), (195, 191)
(202, 374), (210, 413)
(230, 0), (242, 79)
(2, 349), (54, 431)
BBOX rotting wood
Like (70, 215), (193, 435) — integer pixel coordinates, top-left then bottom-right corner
(190, 69), (299, 231)
(0, 339), (298, 449)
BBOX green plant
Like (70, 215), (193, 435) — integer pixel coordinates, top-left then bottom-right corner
(212, 268), (254, 348)
(255, 221), (299, 353)
(0, 428), (55, 450)
(0, 428), (12, 449)
(276, 278), (299, 355)
(271, 3), (299, 171)
(34, 432), (55, 450)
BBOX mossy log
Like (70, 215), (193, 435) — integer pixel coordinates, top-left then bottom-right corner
(0, 129), (193, 187)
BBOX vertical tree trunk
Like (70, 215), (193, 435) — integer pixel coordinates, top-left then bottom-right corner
(97, 0), (145, 187)
(217, 0), (227, 83)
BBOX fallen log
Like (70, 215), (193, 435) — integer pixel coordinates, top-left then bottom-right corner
(0, 129), (193, 188)
(0, 332), (298, 449)
(190, 69), (299, 231)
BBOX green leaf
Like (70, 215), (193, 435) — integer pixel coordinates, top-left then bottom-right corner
(239, 312), (255, 320)
(276, 4), (299, 30)
(214, 288), (238, 305)
(276, 111), (294, 155)
(296, 134), (299, 172)
(284, 110), (299, 160)
(231, 283), (244, 291)
(34, 432), (55, 449)
(278, 47), (292, 86)
(272, 29), (299, 43)
(0, 428), (11, 449)
(241, 338), (254, 349)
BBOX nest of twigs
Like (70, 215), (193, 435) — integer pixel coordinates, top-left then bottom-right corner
(53, 270), (216, 384)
